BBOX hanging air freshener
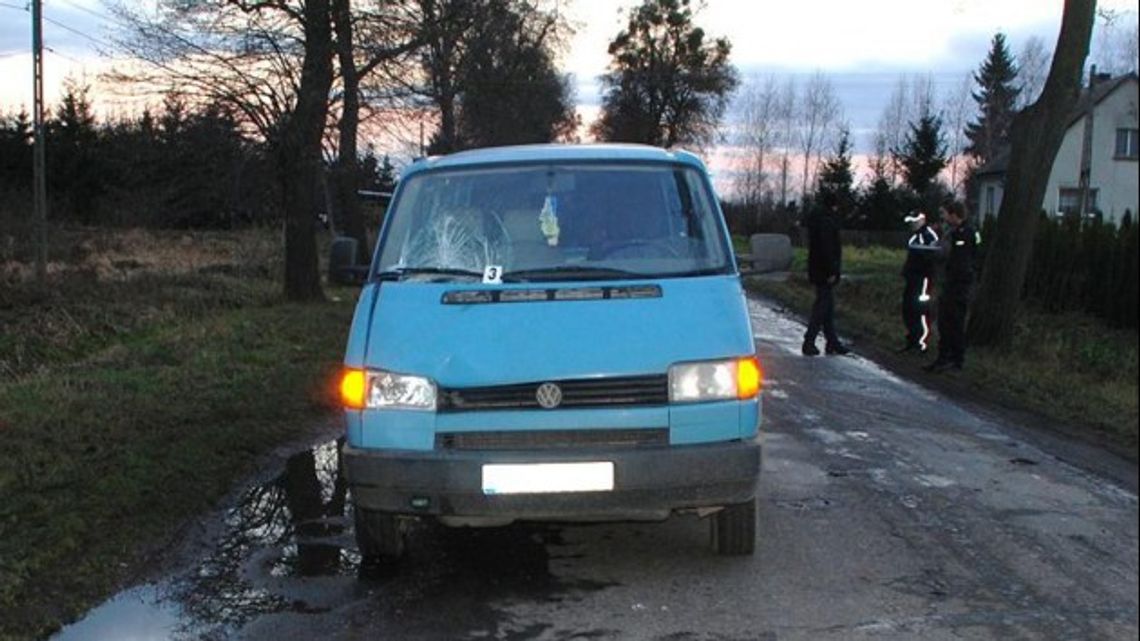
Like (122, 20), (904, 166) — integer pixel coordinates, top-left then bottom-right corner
(539, 195), (560, 246)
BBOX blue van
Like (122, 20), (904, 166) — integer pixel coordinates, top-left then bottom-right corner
(339, 144), (762, 559)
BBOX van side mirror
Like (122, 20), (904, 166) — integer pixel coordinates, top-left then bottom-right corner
(329, 236), (369, 285)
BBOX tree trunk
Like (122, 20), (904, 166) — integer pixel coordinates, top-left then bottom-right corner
(968, 0), (1096, 346)
(332, 0), (370, 264)
(438, 90), (457, 152)
(280, 0), (334, 301)
(779, 154), (790, 206)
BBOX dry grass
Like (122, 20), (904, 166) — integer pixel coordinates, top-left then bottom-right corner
(0, 226), (355, 640)
(0, 226), (283, 286)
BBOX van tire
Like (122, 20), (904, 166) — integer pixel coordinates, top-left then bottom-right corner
(354, 507), (406, 562)
(711, 498), (756, 556)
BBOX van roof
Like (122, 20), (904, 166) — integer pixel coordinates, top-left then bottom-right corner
(401, 144), (707, 179)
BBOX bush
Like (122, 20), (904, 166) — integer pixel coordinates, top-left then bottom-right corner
(1024, 215), (1138, 328)
(720, 199), (801, 238)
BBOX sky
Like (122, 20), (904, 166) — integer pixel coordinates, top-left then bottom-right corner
(1, 0), (1138, 181)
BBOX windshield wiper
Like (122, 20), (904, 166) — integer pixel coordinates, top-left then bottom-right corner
(651, 266), (733, 278)
(502, 266), (649, 282)
(376, 266), (484, 281)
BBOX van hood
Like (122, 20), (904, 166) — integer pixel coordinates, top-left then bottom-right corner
(362, 276), (754, 387)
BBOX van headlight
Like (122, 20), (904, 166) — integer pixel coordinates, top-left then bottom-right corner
(340, 368), (437, 410)
(668, 357), (762, 402)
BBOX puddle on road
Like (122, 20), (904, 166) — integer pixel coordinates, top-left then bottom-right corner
(51, 438), (616, 640)
(51, 584), (195, 641)
(52, 439), (358, 641)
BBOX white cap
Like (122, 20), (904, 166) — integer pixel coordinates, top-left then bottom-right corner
(903, 212), (926, 224)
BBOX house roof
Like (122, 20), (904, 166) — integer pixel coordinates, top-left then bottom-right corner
(1067, 72), (1138, 129)
(971, 73), (1138, 179)
(974, 149), (1010, 177)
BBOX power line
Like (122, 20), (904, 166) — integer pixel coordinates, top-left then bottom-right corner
(41, 14), (111, 48)
(45, 45), (85, 65)
(56, 0), (114, 24)
(1, 0), (113, 49)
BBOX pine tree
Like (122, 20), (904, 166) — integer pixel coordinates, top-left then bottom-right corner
(856, 175), (905, 231)
(895, 113), (948, 203)
(377, 155), (398, 193)
(815, 128), (856, 219)
(965, 33), (1021, 163)
(49, 80), (102, 222)
(0, 109), (33, 186)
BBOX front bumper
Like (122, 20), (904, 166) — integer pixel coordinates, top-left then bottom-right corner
(343, 438), (761, 522)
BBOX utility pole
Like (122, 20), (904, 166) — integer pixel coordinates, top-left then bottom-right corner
(32, 0), (48, 281)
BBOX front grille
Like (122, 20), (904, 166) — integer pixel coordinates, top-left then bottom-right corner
(437, 374), (668, 412)
(435, 428), (669, 451)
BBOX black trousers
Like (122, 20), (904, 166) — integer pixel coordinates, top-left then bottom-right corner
(805, 283), (839, 345)
(902, 273), (933, 349)
(937, 283), (971, 365)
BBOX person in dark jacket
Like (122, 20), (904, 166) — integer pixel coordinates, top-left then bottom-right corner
(899, 211), (940, 353)
(802, 202), (850, 356)
(926, 201), (980, 372)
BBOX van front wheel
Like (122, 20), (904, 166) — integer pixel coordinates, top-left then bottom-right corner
(354, 507), (406, 563)
(711, 498), (756, 556)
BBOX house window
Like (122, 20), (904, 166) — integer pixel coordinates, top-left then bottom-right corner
(1058, 188), (1099, 215)
(1116, 129), (1139, 159)
(985, 186), (996, 217)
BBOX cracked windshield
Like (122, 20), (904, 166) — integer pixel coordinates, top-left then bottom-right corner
(379, 164), (730, 280)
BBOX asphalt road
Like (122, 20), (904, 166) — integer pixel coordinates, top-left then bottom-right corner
(53, 298), (1139, 641)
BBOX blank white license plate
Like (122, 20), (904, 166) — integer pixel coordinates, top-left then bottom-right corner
(482, 462), (614, 495)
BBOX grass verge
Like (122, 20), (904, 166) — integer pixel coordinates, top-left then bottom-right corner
(747, 245), (1139, 459)
(0, 228), (355, 640)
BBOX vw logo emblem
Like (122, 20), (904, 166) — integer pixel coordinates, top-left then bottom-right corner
(535, 382), (563, 409)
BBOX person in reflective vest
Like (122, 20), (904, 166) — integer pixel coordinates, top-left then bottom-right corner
(899, 212), (939, 353)
(926, 201), (980, 372)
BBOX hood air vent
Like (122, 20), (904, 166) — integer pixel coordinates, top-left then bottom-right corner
(442, 285), (662, 305)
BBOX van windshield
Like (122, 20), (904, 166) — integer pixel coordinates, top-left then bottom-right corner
(376, 163), (732, 281)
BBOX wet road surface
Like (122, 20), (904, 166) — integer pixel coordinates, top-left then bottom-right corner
(53, 298), (1139, 641)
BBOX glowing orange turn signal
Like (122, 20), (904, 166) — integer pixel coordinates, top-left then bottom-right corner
(737, 357), (762, 399)
(340, 368), (367, 409)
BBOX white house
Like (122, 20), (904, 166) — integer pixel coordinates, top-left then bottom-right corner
(975, 71), (1139, 225)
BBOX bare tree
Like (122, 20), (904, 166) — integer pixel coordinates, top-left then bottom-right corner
(909, 74), (936, 122)
(1126, 18), (1140, 72)
(776, 77), (797, 205)
(108, 0), (334, 300)
(941, 72), (974, 196)
(735, 74), (781, 207)
(331, 0), (420, 263)
(970, 0), (1097, 347)
(1017, 36), (1052, 108)
(874, 76), (911, 184)
(1092, 8), (1140, 73)
(797, 71), (840, 199)
(265, 0), (335, 301)
(107, 2), (303, 139)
